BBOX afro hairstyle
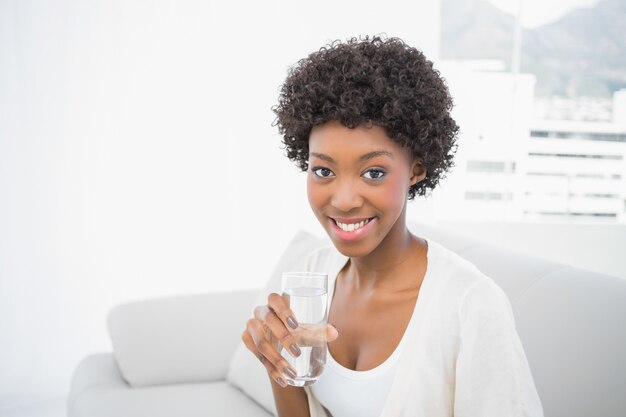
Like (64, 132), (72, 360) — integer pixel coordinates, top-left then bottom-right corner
(271, 34), (460, 199)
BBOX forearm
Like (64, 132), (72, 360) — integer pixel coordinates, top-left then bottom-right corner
(269, 375), (311, 417)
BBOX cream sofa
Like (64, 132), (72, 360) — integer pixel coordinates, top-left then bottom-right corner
(68, 222), (626, 417)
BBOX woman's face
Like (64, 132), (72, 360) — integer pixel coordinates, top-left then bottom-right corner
(307, 121), (426, 258)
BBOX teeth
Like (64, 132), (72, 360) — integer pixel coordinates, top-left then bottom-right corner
(335, 218), (371, 232)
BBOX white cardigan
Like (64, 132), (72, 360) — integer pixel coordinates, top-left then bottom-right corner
(302, 238), (544, 417)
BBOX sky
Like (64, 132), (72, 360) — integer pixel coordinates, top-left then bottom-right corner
(488, 0), (601, 27)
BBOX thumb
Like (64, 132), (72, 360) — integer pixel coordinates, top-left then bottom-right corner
(327, 323), (339, 342)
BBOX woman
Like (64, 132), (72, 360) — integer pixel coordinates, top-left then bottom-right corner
(241, 35), (543, 417)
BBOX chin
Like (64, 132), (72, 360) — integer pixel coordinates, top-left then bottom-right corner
(324, 226), (382, 259)
(329, 240), (373, 259)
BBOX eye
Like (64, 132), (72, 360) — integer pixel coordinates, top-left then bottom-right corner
(312, 167), (335, 178)
(362, 168), (386, 180)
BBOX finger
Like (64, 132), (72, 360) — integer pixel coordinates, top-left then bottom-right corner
(294, 323), (338, 346)
(242, 329), (290, 388)
(242, 329), (269, 367)
(254, 304), (288, 337)
(264, 309), (302, 358)
(267, 292), (299, 330)
(247, 318), (297, 380)
(253, 304), (272, 322)
(252, 305), (285, 351)
(327, 323), (339, 342)
(292, 324), (326, 347)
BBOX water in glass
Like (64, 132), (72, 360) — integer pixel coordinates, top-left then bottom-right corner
(280, 286), (328, 386)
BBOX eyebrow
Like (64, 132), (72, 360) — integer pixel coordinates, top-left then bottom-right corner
(309, 150), (394, 163)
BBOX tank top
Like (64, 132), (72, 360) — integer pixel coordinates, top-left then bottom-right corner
(310, 330), (407, 417)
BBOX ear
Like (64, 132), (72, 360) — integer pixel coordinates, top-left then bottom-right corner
(409, 160), (427, 186)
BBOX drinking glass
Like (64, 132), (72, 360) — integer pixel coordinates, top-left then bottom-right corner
(280, 272), (328, 386)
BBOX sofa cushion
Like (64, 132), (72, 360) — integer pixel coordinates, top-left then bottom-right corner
(107, 289), (257, 387)
(513, 267), (626, 417)
(226, 230), (328, 416)
(69, 353), (272, 417)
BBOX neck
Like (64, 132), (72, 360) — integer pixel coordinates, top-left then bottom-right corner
(347, 211), (422, 293)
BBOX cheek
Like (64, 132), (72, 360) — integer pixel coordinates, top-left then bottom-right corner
(377, 177), (408, 211)
(307, 177), (324, 211)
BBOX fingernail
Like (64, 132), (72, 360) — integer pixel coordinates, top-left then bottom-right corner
(283, 367), (297, 379)
(290, 343), (301, 357)
(287, 316), (298, 329)
(276, 376), (288, 387)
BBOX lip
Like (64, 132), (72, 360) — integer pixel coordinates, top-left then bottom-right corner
(328, 216), (377, 242)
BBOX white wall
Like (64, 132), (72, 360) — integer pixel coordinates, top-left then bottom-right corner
(0, 0), (440, 410)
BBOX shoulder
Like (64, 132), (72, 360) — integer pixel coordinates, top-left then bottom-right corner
(428, 239), (487, 284)
(426, 239), (512, 318)
(458, 279), (514, 328)
(427, 239), (495, 293)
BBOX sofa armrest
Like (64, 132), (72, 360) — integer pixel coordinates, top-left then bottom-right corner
(107, 289), (258, 387)
(68, 353), (127, 412)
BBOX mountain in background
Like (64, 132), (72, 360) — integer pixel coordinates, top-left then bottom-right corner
(441, 0), (626, 98)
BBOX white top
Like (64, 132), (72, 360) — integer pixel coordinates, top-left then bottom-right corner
(311, 277), (407, 417)
(311, 342), (403, 417)
(302, 238), (544, 417)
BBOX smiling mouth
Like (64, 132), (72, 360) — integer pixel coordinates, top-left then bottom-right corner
(331, 217), (376, 232)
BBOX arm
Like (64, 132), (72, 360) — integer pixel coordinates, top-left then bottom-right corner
(269, 377), (310, 417)
(454, 282), (544, 417)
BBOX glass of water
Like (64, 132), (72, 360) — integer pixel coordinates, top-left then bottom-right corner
(280, 272), (328, 387)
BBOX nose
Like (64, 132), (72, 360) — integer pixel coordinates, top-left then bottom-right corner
(330, 179), (364, 213)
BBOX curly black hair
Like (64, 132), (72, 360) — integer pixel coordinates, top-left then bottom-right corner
(271, 35), (459, 199)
